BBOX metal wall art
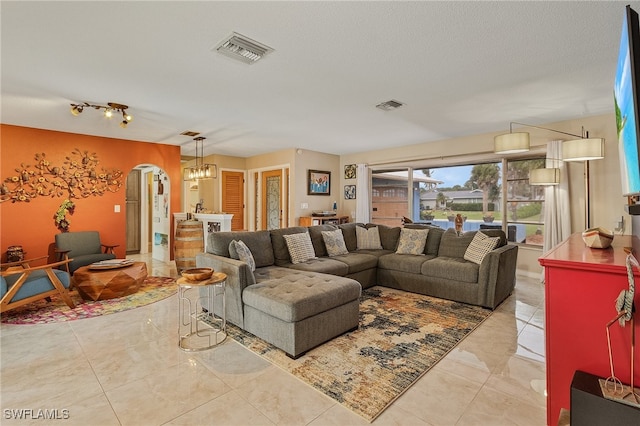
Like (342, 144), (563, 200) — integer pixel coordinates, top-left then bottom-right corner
(1, 148), (124, 203)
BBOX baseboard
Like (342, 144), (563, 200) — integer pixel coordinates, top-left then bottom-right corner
(516, 269), (543, 280)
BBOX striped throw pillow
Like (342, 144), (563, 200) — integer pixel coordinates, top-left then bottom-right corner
(463, 231), (500, 265)
(356, 226), (383, 250)
(283, 232), (317, 264)
(322, 229), (349, 256)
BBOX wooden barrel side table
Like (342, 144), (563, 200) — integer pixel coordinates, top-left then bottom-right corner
(177, 272), (226, 351)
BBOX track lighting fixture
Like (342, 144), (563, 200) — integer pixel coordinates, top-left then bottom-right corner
(69, 102), (133, 127)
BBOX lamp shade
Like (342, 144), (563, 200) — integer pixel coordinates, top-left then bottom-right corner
(561, 138), (604, 161)
(494, 132), (530, 154)
(530, 167), (560, 185)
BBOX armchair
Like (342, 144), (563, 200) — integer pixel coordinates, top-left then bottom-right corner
(1, 256), (75, 313)
(54, 231), (118, 274)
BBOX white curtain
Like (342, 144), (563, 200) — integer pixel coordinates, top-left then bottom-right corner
(543, 140), (571, 254)
(355, 163), (370, 223)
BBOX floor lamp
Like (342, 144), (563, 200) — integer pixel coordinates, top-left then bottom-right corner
(495, 122), (605, 229)
(562, 137), (605, 229)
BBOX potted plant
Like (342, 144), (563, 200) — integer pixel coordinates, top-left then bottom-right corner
(423, 210), (435, 221)
(483, 213), (494, 223)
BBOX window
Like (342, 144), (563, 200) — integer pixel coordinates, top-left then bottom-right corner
(505, 158), (546, 246)
(370, 156), (547, 247)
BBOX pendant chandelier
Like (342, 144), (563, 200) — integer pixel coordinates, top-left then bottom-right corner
(185, 137), (216, 181)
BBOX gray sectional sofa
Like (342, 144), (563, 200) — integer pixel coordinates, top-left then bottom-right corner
(196, 222), (518, 358)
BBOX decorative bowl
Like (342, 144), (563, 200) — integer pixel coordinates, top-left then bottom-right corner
(312, 211), (336, 217)
(581, 227), (614, 249)
(181, 267), (213, 281)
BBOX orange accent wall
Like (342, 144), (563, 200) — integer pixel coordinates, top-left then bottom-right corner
(0, 124), (181, 262)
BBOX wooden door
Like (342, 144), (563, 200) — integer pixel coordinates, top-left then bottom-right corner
(222, 171), (244, 231)
(262, 169), (283, 230)
(125, 169), (141, 254)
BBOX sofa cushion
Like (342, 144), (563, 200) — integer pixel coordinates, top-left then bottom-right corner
(285, 257), (350, 276)
(328, 252), (378, 274)
(464, 231), (500, 265)
(233, 240), (256, 271)
(437, 228), (476, 259)
(322, 229), (349, 256)
(270, 227), (309, 266)
(375, 224), (401, 251)
(209, 230), (274, 267)
(338, 222), (359, 252)
(422, 257), (479, 283)
(283, 232), (317, 264)
(378, 253), (435, 274)
(242, 270), (361, 323)
(308, 225), (339, 257)
(395, 228), (429, 255)
(356, 226), (382, 249)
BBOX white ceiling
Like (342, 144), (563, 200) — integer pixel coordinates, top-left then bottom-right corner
(2, 1), (638, 158)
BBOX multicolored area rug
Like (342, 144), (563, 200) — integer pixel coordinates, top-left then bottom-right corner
(1, 276), (176, 325)
(227, 286), (492, 422)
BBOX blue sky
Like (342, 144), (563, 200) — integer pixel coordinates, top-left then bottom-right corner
(422, 165), (473, 187)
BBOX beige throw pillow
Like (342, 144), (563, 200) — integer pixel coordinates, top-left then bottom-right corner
(356, 226), (383, 250)
(322, 229), (349, 256)
(395, 228), (429, 255)
(464, 231), (500, 265)
(283, 232), (317, 264)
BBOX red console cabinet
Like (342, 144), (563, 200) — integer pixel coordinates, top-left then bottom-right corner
(539, 233), (640, 425)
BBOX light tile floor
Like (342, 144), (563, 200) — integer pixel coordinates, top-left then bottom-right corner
(1, 254), (546, 425)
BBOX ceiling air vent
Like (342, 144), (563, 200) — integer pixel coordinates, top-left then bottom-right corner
(215, 32), (273, 64)
(180, 130), (200, 137)
(376, 100), (404, 111)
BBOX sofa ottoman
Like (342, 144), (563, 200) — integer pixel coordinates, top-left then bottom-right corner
(242, 268), (361, 358)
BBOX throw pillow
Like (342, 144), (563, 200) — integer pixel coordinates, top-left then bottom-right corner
(395, 228), (429, 255)
(283, 232), (317, 264)
(228, 240), (240, 260)
(356, 226), (383, 250)
(322, 229), (349, 256)
(464, 231), (500, 265)
(234, 240), (256, 271)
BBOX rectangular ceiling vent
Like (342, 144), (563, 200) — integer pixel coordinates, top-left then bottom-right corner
(215, 32), (273, 64)
(180, 130), (200, 137)
(376, 100), (404, 111)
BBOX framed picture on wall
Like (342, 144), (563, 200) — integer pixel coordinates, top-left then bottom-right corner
(344, 164), (356, 179)
(344, 185), (356, 200)
(308, 170), (331, 195)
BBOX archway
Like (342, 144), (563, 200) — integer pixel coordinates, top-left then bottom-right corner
(126, 164), (171, 262)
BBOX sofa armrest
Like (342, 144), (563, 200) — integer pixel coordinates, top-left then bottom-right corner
(196, 252), (255, 328)
(478, 244), (518, 309)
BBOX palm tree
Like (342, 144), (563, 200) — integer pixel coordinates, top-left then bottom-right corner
(468, 164), (500, 215)
(436, 191), (447, 210)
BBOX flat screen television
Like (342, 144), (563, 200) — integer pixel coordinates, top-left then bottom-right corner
(615, 5), (640, 199)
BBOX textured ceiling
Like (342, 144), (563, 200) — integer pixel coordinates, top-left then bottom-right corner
(2, 1), (638, 158)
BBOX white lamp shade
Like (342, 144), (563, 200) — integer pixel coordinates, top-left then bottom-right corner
(530, 167), (560, 185)
(494, 132), (530, 154)
(561, 138), (604, 161)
